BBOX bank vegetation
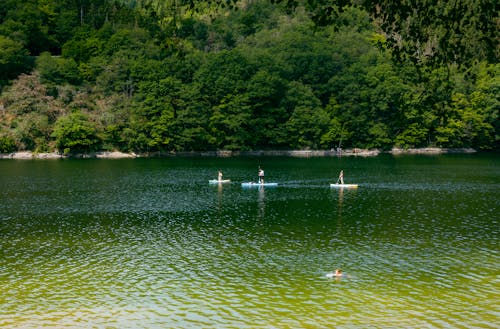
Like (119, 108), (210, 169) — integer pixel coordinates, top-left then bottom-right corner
(0, 0), (498, 155)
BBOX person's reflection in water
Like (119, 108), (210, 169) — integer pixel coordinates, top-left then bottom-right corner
(258, 185), (265, 218)
(338, 187), (344, 210)
(216, 181), (223, 212)
(333, 187), (344, 236)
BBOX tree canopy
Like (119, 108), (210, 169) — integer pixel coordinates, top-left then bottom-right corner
(0, 0), (498, 154)
(244, 0), (500, 67)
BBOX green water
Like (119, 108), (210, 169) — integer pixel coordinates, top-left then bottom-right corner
(1, 154), (498, 328)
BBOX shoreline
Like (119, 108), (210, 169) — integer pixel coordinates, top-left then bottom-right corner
(0, 148), (478, 159)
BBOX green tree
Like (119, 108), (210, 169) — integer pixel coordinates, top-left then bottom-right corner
(194, 49), (256, 105)
(0, 134), (17, 153)
(273, 0), (499, 67)
(0, 35), (30, 86)
(282, 81), (329, 149)
(1, 0), (497, 153)
(362, 61), (410, 149)
(130, 76), (187, 151)
(320, 97), (352, 149)
(199, 0), (498, 66)
(13, 112), (51, 151)
(208, 93), (252, 150)
(395, 123), (429, 148)
(36, 52), (81, 85)
(245, 70), (287, 148)
(62, 33), (103, 63)
(435, 90), (496, 149)
(472, 63), (499, 149)
(365, 0), (499, 67)
(168, 89), (212, 151)
(52, 111), (100, 154)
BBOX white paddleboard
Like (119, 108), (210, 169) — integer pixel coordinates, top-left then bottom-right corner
(241, 182), (278, 187)
(330, 183), (358, 188)
(209, 179), (231, 184)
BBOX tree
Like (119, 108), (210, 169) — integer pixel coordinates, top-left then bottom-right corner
(282, 81), (329, 149)
(0, 35), (29, 86)
(0, 73), (60, 119)
(194, 49), (256, 104)
(1, 0), (497, 153)
(0, 134), (16, 153)
(198, 0), (499, 67)
(320, 97), (351, 149)
(362, 61), (410, 149)
(129, 76), (187, 151)
(434, 80), (496, 149)
(52, 111), (100, 154)
(395, 123), (429, 148)
(168, 86), (212, 151)
(62, 33), (103, 63)
(208, 93), (252, 150)
(36, 52), (81, 85)
(472, 63), (499, 149)
(244, 70), (287, 148)
(13, 112), (51, 151)
(364, 0), (499, 67)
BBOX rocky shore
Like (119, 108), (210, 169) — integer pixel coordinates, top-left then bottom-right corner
(0, 148), (478, 159)
(0, 151), (136, 159)
(389, 147), (477, 155)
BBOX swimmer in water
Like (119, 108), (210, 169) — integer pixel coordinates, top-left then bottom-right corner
(326, 268), (344, 278)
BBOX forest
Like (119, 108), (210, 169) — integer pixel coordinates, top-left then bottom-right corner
(0, 0), (498, 154)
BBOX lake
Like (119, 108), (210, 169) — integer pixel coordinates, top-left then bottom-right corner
(0, 154), (498, 328)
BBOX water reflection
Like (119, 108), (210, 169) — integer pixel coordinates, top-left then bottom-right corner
(0, 155), (498, 328)
(330, 186), (358, 241)
(258, 186), (265, 218)
(336, 188), (344, 235)
(216, 182), (224, 211)
(338, 187), (344, 209)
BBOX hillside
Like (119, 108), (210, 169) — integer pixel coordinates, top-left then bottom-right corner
(0, 0), (498, 154)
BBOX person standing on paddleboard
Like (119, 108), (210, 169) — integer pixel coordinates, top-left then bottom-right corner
(258, 166), (264, 184)
(338, 170), (344, 184)
(218, 170), (223, 181)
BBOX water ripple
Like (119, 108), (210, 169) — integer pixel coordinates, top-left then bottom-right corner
(1, 156), (499, 328)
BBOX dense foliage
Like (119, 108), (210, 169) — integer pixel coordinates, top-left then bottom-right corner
(269, 0), (499, 67)
(0, 0), (498, 154)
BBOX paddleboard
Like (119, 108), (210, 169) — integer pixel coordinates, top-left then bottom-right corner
(330, 183), (358, 188)
(209, 179), (231, 184)
(241, 182), (278, 187)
